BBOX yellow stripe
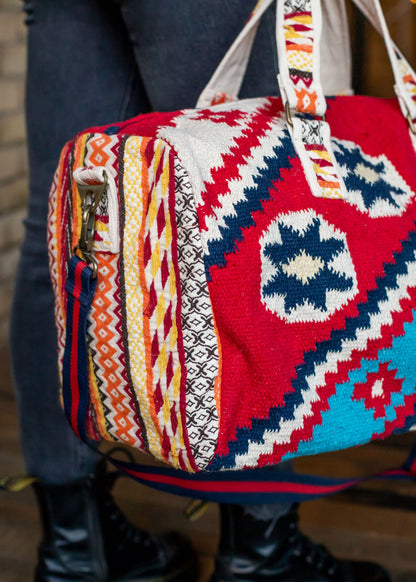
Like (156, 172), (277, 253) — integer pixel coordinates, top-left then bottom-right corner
(153, 141), (163, 180)
(292, 15), (312, 24)
(73, 134), (89, 251)
(161, 153), (170, 197)
(322, 188), (343, 199)
(88, 349), (112, 439)
(148, 191), (158, 228)
(162, 389), (171, 425)
(151, 240), (161, 279)
(172, 365), (181, 399)
(169, 262), (176, 299)
(170, 317), (178, 350)
(313, 163), (332, 177)
(158, 343), (168, 379)
(165, 210), (172, 248)
(314, 150), (331, 162)
(170, 438), (179, 467)
(156, 291), (165, 328)
(123, 137), (163, 460)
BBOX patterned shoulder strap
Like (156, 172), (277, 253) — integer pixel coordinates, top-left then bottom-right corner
(277, 0), (416, 129)
(196, 0), (352, 108)
(276, 0), (348, 200)
(351, 0), (416, 130)
(277, 0), (327, 118)
(276, 0), (416, 202)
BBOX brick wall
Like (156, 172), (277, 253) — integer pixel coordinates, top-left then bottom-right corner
(0, 0), (27, 347)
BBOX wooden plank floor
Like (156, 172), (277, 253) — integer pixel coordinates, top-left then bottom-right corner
(2, 349), (416, 582)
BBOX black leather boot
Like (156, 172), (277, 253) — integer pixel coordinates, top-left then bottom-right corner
(33, 462), (198, 582)
(211, 503), (390, 582)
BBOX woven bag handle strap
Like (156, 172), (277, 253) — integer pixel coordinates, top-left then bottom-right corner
(351, 0), (416, 128)
(196, 0), (352, 108)
(277, 0), (326, 118)
(279, 0), (416, 128)
(196, 0), (274, 108)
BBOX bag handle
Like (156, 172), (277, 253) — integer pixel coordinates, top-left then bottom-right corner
(352, 0), (416, 130)
(276, 0), (416, 203)
(280, 0), (416, 128)
(196, 0), (274, 107)
(197, 0), (416, 134)
(196, 0), (352, 108)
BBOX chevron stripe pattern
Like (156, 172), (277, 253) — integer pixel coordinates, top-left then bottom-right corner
(142, 140), (192, 470)
(88, 252), (146, 446)
(47, 142), (73, 381)
(292, 117), (345, 199)
(52, 134), (148, 448)
(85, 134), (120, 252)
(79, 134), (145, 446)
(120, 136), (163, 460)
(281, 0), (324, 116)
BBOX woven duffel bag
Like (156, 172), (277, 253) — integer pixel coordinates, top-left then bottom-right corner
(48, 0), (416, 501)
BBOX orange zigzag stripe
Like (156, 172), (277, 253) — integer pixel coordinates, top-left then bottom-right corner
(91, 253), (138, 445)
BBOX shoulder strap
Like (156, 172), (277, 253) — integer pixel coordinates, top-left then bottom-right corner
(351, 0), (416, 128)
(196, 0), (352, 108)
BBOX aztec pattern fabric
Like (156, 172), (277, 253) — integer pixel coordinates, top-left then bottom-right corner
(277, 0), (327, 117)
(48, 94), (416, 473)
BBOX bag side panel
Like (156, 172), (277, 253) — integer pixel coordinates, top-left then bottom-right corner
(172, 155), (221, 470)
(48, 138), (74, 391)
(122, 136), (194, 470)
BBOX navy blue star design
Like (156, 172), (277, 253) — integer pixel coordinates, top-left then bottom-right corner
(334, 141), (405, 212)
(263, 218), (354, 313)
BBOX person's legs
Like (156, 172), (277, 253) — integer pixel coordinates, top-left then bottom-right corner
(12, 0), (150, 485)
(117, 0), (279, 112)
(11, 3), (196, 582)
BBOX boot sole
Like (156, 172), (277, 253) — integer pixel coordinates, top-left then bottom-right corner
(113, 558), (198, 582)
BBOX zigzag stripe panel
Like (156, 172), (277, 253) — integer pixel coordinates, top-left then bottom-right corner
(142, 139), (192, 470)
(80, 135), (143, 445)
(47, 143), (72, 381)
(120, 136), (161, 457)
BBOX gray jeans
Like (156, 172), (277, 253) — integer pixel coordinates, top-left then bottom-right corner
(11, 0), (292, 516)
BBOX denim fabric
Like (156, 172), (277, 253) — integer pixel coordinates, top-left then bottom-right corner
(11, 0), (290, 512)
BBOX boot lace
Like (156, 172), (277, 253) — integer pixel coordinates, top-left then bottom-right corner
(287, 518), (340, 578)
(94, 454), (153, 547)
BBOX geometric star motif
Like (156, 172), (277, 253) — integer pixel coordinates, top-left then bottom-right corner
(352, 362), (404, 420)
(354, 163), (379, 185)
(282, 249), (324, 285)
(260, 210), (358, 323)
(333, 138), (415, 217)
